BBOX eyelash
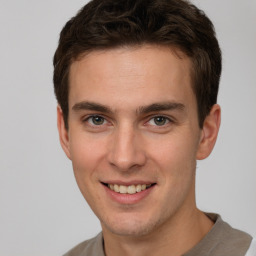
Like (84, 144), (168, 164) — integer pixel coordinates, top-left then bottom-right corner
(83, 115), (108, 126)
(147, 116), (172, 127)
(82, 114), (173, 128)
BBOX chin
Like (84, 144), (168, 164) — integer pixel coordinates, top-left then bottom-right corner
(101, 212), (166, 237)
(104, 222), (154, 237)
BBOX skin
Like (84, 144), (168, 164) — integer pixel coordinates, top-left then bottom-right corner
(57, 45), (221, 256)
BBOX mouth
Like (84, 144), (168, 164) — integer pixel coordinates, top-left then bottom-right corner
(102, 183), (156, 195)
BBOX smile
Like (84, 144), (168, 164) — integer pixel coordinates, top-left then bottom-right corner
(106, 183), (155, 194)
(101, 182), (156, 204)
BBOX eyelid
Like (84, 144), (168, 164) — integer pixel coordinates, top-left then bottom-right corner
(82, 114), (110, 126)
(147, 114), (173, 121)
(89, 116), (106, 125)
(145, 114), (174, 126)
(81, 113), (175, 127)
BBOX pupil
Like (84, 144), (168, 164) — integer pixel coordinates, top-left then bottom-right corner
(93, 116), (104, 125)
(154, 116), (166, 126)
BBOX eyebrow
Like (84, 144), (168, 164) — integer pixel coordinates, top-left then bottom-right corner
(72, 101), (185, 114)
(72, 101), (111, 113)
(138, 102), (185, 114)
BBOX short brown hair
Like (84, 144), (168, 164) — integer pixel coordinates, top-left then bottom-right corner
(53, 0), (221, 129)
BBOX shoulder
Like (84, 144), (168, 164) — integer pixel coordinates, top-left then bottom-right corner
(186, 213), (253, 256)
(63, 232), (104, 256)
(219, 221), (252, 254)
(245, 238), (256, 256)
(209, 213), (252, 252)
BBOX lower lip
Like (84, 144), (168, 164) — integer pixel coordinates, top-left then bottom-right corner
(102, 184), (155, 205)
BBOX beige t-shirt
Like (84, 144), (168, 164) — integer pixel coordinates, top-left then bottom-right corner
(63, 214), (252, 256)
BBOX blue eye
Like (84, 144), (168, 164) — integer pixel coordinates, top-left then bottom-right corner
(149, 116), (169, 126)
(87, 115), (106, 125)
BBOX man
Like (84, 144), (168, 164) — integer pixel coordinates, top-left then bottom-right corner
(53, 0), (254, 255)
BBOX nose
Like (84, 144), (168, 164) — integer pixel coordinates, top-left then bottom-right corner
(107, 124), (146, 171)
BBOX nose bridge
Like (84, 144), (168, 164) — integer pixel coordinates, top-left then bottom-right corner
(108, 122), (146, 170)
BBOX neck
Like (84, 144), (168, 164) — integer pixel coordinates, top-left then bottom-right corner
(102, 208), (213, 256)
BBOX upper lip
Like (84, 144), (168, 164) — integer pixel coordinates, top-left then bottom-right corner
(101, 180), (156, 186)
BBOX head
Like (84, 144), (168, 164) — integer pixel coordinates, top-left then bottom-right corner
(53, 0), (221, 130)
(54, 0), (221, 238)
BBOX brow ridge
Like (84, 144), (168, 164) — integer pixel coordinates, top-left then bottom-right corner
(72, 101), (185, 114)
(138, 102), (185, 114)
(72, 101), (111, 113)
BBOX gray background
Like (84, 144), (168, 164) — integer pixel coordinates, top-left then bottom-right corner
(0, 0), (255, 255)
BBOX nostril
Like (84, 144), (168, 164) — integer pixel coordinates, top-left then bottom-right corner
(107, 134), (147, 170)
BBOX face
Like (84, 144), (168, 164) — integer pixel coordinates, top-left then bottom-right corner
(58, 45), (218, 237)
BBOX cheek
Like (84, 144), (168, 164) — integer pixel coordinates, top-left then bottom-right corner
(150, 136), (197, 208)
(69, 137), (105, 209)
(69, 134), (106, 186)
(70, 132), (105, 165)
(147, 133), (198, 186)
(149, 134), (197, 166)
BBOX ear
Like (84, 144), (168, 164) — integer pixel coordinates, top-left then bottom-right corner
(57, 105), (71, 160)
(196, 104), (221, 160)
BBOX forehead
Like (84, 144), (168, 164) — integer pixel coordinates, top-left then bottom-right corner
(69, 45), (195, 111)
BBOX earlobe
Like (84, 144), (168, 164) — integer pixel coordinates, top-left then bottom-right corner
(196, 104), (221, 160)
(57, 105), (71, 160)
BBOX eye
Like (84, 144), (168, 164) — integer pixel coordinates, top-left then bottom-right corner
(87, 115), (106, 126)
(148, 116), (170, 126)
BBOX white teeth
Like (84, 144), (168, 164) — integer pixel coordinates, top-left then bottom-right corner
(119, 185), (127, 194)
(136, 184), (142, 192)
(113, 184), (120, 192)
(108, 183), (153, 194)
(127, 185), (136, 194)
